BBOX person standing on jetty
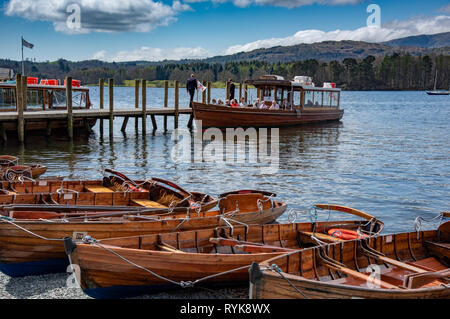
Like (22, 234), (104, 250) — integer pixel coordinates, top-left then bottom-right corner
(186, 74), (197, 108)
(228, 79), (235, 101)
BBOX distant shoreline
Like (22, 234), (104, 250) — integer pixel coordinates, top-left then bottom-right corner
(86, 80), (241, 89)
(84, 82), (439, 92)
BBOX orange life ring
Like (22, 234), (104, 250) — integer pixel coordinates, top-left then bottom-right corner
(328, 228), (369, 240)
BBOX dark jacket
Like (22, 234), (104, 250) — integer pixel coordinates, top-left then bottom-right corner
(186, 77), (197, 93)
(229, 82), (235, 98)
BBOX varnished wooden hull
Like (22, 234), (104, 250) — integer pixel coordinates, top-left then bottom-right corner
(67, 220), (370, 298)
(3, 118), (97, 133)
(251, 224), (450, 299)
(0, 165), (47, 180)
(193, 102), (344, 128)
(0, 178), (218, 213)
(0, 202), (286, 277)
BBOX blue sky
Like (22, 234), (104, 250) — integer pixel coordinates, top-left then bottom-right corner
(0, 0), (449, 62)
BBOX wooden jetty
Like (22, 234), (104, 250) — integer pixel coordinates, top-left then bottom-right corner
(0, 76), (195, 143)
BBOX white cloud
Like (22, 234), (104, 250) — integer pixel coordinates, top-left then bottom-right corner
(92, 46), (212, 62)
(5, 0), (191, 34)
(184, 0), (361, 8)
(224, 15), (450, 54)
(439, 4), (450, 13)
(92, 14), (450, 62)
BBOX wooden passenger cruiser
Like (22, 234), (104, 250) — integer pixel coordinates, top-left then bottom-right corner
(0, 191), (285, 277)
(193, 75), (344, 128)
(0, 77), (96, 132)
(64, 205), (383, 298)
(249, 214), (450, 299)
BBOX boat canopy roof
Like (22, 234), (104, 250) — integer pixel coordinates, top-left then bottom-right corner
(245, 75), (341, 92)
(0, 82), (89, 91)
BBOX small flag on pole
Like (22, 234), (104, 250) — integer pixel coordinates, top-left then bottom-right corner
(22, 38), (34, 49)
(197, 80), (206, 93)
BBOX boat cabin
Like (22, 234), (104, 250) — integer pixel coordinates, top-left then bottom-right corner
(0, 78), (91, 111)
(245, 75), (340, 109)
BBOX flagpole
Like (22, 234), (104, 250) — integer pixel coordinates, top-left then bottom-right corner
(21, 36), (24, 75)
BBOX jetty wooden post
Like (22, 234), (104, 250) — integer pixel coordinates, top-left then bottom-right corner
(163, 80), (168, 133)
(174, 80), (179, 129)
(108, 78), (114, 137)
(239, 83), (242, 101)
(244, 84), (248, 103)
(66, 76), (73, 139)
(207, 82), (211, 104)
(99, 78), (104, 134)
(202, 81), (207, 103)
(134, 79), (140, 131)
(0, 123), (6, 143)
(16, 74), (24, 143)
(226, 81), (230, 101)
(141, 79), (147, 135)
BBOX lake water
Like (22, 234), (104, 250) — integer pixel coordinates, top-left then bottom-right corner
(2, 87), (449, 233)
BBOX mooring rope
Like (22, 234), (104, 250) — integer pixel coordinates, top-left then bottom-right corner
(0, 217), (65, 241)
(414, 212), (447, 239)
(270, 264), (308, 299)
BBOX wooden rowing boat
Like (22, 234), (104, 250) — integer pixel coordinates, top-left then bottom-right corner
(64, 205), (383, 298)
(249, 215), (450, 299)
(0, 191), (286, 277)
(0, 155), (47, 180)
(0, 171), (218, 213)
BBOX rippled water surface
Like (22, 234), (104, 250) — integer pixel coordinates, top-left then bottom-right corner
(2, 88), (449, 233)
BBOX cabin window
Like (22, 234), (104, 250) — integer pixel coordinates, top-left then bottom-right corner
(0, 88), (16, 108)
(26, 89), (44, 109)
(304, 91), (314, 107)
(330, 92), (339, 107)
(73, 91), (87, 108)
(313, 91), (322, 107)
(293, 91), (301, 108)
(323, 92), (332, 107)
(275, 88), (283, 104)
(263, 87), (273, 98)
(50, 90), (67, 107)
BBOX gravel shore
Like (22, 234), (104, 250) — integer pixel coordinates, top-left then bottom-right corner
(0, 272), (248, 299)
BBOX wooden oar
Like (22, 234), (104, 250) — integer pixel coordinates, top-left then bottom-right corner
(324, 262), (399, 289)
(151, 177), (192, 198)
(157, 244), (186, 253)
(210, 237), (293, 253)
(104, 169), (138, 187)
(316, 246), (399, 289)
(234, 244), (294, 253)
(218, 190), (276, 199)
(360, 240), (427, 274)
(297, 231), (343, 244)
(314, 204), (375, 221)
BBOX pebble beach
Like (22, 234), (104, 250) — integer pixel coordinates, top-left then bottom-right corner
(0, 272), (248, 299)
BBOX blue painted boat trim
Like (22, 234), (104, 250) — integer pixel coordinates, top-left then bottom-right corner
(84, 281), (246, 299)
(0, 258), (69, 277)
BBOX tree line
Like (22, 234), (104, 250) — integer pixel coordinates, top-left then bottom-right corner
(1, 53), (449, 90)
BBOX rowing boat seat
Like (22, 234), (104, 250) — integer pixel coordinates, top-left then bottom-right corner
(85, 186), (114, 193)
(408, 257), (448, 272)
(132, 199), (167, 208)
